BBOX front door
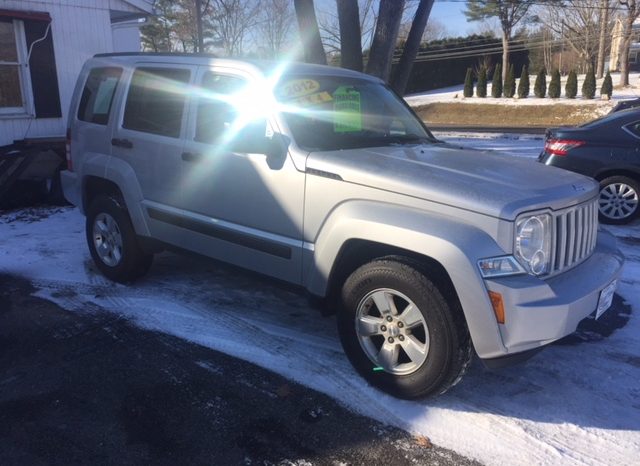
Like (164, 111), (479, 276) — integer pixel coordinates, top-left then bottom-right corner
(178, 67), (305, 283)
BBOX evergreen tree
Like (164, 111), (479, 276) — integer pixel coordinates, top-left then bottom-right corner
(534, 68), (547, 98)
(517, 66), (530, 98)
(565, 70), (578, 99)
(463, 68), (474, 98)
(582, 67), (596, 99)
(601, 70), (613, 99)
(491, 63), (503, 98)
(503, 63), (515, 98)
(476, 68), (487, 98)
(548, 69), (561, 98)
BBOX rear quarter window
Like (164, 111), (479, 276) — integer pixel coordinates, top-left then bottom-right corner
(77, 67), (122, 125)
(123, 67), (191, 138)
(624, 121), (640, 138)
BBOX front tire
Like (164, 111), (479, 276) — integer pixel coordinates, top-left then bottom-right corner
(338, 258), (471, 399)
(86, 195), (153, 283)
(598, 176), (639, 225)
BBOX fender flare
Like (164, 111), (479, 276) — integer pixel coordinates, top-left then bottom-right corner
(82, 156), (150, 236)
(305, 200), (509, 357)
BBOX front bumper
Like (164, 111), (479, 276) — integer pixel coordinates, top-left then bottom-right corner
(481, 229), (624, 360)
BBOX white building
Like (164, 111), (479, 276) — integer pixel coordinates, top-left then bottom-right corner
(0, 0), (154, 147)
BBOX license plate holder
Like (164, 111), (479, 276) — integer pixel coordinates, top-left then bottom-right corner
(596, 280), (617, 320)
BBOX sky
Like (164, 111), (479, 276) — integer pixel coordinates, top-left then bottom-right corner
(430, 1), (469, 33)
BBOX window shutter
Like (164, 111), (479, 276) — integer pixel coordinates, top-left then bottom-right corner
(24, 19), (61, 119)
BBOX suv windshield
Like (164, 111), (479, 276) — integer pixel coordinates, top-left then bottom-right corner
(274, 76), (434, 151)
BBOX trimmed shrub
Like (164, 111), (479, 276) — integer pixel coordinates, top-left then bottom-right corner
(476, 68), (487, 98)
(504, 64), (516, 98)
(548, 69), (561, 98)
(534, 68), (547, 98)
(582, 67), (596, 99)
(463, 68), (474, 97)
(600, 70), (613, 99)
(491, 63), (503, 98)
(518, 66), (530, 98)
(566, 70), (578, 99)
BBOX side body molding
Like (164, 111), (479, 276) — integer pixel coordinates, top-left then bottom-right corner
(304, 200), (509, 357)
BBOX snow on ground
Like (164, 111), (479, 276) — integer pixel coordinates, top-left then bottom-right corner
(405, 72), (640, 109)
(1, 135), (639, 465)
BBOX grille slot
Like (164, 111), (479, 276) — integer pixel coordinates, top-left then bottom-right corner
(551, 200), (598, 275)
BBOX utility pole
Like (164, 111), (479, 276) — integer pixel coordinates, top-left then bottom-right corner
(195, 0), (204, 53)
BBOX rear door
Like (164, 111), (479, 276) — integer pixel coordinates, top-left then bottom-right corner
(110, 64), (194, 222)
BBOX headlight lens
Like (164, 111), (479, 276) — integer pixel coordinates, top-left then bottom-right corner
(515, 213), (552, 275)
(478, 256), (525, 278)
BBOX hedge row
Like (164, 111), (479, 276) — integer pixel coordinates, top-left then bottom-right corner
(462, 68), (614, 100)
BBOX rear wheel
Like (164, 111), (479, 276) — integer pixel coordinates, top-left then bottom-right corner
(86, 195), (153, 283)
(598, 176), (639, 225)
(338, 258), (471, 399)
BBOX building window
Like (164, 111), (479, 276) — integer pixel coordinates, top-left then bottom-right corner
(0, 19), (33, 115)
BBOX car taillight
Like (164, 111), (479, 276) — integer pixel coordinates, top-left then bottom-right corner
(544, 138), (586, 156)
(65, 128), (73, 171)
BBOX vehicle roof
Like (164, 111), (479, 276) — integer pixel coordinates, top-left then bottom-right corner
(92, 52), (381, 82)
(581, 107), (640, 128)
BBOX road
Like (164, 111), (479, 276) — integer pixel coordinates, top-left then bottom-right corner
(0, 273), (476, 466)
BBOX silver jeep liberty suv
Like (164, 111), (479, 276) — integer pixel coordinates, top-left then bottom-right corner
(62, 53), (624, 399)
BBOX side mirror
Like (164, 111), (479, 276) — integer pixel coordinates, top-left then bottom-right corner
(231, 129), (288, 170)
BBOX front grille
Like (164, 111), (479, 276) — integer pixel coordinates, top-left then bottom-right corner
(550, 199), (599, 274)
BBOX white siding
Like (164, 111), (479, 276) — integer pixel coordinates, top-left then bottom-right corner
(0, 0), (150, 146)
(112, 20), (143, 52)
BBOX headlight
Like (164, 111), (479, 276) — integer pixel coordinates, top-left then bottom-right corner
(515, 213), (552, 275)
(478, 256), (525, 278)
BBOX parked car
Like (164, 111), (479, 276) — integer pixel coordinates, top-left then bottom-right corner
(539, 108), (640, 224)
(62, 53), (623, 399)
(611, 98), (640, 113)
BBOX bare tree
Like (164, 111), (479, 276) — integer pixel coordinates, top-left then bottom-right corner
(536, 0), (601, 73)
(596, 0), (612, 78)
(294, 0), (327, 64)
(208, 0), (260, 57)
(256, 0), (296, 59)
(317, 0), (377, 59)
(618, 0), (640, 86)
(337, 0), (363, 71)
(391, 0), (435, 94)
(365, 0), (406, 80)
(465, 0), (536, 82)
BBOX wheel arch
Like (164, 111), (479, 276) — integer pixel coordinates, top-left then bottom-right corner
(82, 176), (123, 211)
(324, 239), (459, 314)
(594, 168), (640, 183)
(304, 202), (509, 358)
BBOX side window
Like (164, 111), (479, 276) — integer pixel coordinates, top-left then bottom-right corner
(123, 67), (190, 138)
(625, 121), (640, 138)
(77, 67), (122, 125)
(195, 72), (246, 144)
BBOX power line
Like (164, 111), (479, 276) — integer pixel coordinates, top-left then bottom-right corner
(436, 0), (637, 12)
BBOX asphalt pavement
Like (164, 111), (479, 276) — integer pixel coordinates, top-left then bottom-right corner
(0, 274), (478, 466)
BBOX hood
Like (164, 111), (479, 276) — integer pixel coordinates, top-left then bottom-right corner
(305, 143), (598, 220)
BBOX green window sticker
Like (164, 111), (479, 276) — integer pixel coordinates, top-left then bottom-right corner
(333, 86), (362, 133)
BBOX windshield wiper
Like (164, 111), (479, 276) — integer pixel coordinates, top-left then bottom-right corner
(373, 134), (433, 145)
